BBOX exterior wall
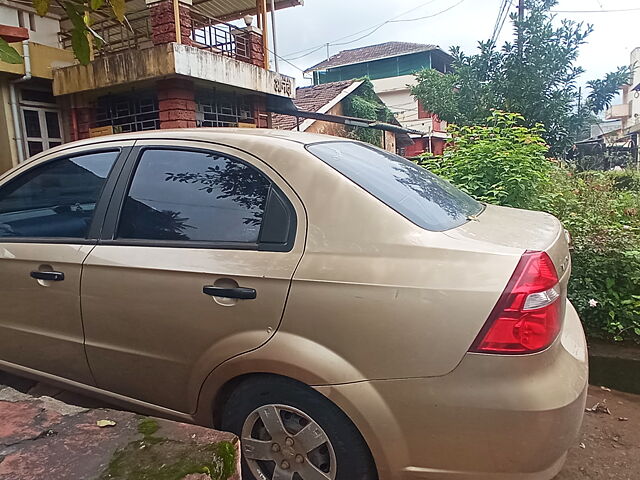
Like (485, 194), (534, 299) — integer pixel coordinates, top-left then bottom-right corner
(372, 74), (447, 156)
(404, 136), (445, 157)
(372, 75), (418, 122)
(0, 77), (18, 172)
(628, 47), (640, 131)
(304, 102), (347, 136)
(0, 3), (61, 47)
(1, 41), (74, 79)
(382, 130), (396, 153)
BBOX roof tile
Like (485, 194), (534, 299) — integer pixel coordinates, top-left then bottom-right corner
(304, 41), (440, 73)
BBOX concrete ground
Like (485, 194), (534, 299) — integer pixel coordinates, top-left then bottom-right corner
(0, 371), (240, 480)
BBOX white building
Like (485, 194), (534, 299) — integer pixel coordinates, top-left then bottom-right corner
(606, 47), (640, 133)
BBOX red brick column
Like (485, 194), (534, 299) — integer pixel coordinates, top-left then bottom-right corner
(157, 78), (196, 129)
(147, 0), (192, 46)
(234, 26), (265, 68)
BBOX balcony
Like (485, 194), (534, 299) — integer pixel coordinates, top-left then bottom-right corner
(56, 0), (301, 68)
(58, 10), (262, 65)
(606, 103), (631, 120)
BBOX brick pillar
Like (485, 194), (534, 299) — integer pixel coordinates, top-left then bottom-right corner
(147, 0), (192, 46)
(234, 26), (265, 68)
(157, 78), (196, 129)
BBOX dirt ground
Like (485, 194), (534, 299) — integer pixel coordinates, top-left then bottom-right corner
(556, 385), (640, 480)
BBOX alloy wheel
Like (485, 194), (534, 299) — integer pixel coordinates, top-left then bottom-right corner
(241, 403), (337, 480)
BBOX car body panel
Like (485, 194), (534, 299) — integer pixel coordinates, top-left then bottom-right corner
(80, 139), (307, 413)
(0, 242), (95, 384)
(313, 301), (588, 480)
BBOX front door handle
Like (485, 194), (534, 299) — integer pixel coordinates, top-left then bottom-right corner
(203, 286), (257, 299)
(30, 271), (65, 282)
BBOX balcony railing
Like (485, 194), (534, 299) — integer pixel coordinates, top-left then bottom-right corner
(59, 10), (255, 64)
(190, 13), (249, 60)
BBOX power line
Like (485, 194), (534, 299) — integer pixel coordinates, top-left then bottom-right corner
(281, 0), (443, 59)
(282, 0), (464, 60)
(551, 7), (640, 13)
(490, 0), (512, 45)
(387, 0), (466, 23)
(321, 0), (467, 50)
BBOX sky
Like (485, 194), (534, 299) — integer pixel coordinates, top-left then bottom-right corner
(267, 0), (639, 92)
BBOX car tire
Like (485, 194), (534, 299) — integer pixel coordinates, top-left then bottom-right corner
(220, 375), (378, 480)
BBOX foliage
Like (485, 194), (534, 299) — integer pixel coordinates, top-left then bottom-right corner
(416, 110), (552, 209)
(411, 0), (632, 155)
(343, 79), (394, 147)
(1, 0), (126, 65)
(585, 65), (634, 114)
(415, 112), (640, 343)
(543, 169), (640, 343)
(0, 37), (24, 64)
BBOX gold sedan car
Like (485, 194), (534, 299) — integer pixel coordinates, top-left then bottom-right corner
(0, 129), (587, 480)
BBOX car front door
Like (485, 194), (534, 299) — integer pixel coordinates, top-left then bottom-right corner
(0, 144), (130, 384)
(80, 140), (305, 413)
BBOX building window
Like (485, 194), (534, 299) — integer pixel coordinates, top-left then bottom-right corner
(17, 11), (36, 31)
(20, 108), (63, 158)
(195, 89), (254, 127)
(95, 92), (160, 133)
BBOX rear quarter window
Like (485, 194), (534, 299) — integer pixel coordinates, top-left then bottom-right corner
(306, 141), (483, 232)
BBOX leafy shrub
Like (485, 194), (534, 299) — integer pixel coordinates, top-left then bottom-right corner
(544, 169), (640, 342)
(416, 111), (552, 209)
(415, 111), (640, 343)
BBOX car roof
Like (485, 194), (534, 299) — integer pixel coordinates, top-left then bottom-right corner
(62, 128), (352, 149)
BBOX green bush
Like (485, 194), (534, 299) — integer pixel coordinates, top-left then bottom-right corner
(415, 111), (640, 343)
(544, 169), (640, 342)
(416, 111), (552, 209)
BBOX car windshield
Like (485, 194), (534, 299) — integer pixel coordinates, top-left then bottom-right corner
(307, 141), (483, 232)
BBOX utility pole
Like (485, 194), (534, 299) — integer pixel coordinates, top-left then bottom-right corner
(326, 43), (330, 60)
(270, 0), (279, 72)
(517, 0), (525, 59)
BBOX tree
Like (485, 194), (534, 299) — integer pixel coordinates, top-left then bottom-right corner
(411, 0), (632, 155)
(0, 0), (126, 65)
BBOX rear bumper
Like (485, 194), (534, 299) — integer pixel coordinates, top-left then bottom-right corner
(316, 301), (588, 480)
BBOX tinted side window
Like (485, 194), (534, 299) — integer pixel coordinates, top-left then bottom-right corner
(0, 151), (119, 239)
(307, 141), (483, 232)
(118, 149), (271, 243)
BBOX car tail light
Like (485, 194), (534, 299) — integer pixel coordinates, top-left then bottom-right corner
(470, 251), (562, 354)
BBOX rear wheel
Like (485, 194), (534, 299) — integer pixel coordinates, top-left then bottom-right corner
(220, 375), (377, 480)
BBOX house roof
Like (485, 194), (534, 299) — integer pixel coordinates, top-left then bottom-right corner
(271, 80), (362, 130)
(304, 41), (442, 73)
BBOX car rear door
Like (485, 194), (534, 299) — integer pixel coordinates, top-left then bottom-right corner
(0, 142), (132, 384)
(80, 140), (305, 413)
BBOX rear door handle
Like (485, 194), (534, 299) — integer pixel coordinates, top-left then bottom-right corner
(203, 286), (257, 300)
(30, 271), (65, 282)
